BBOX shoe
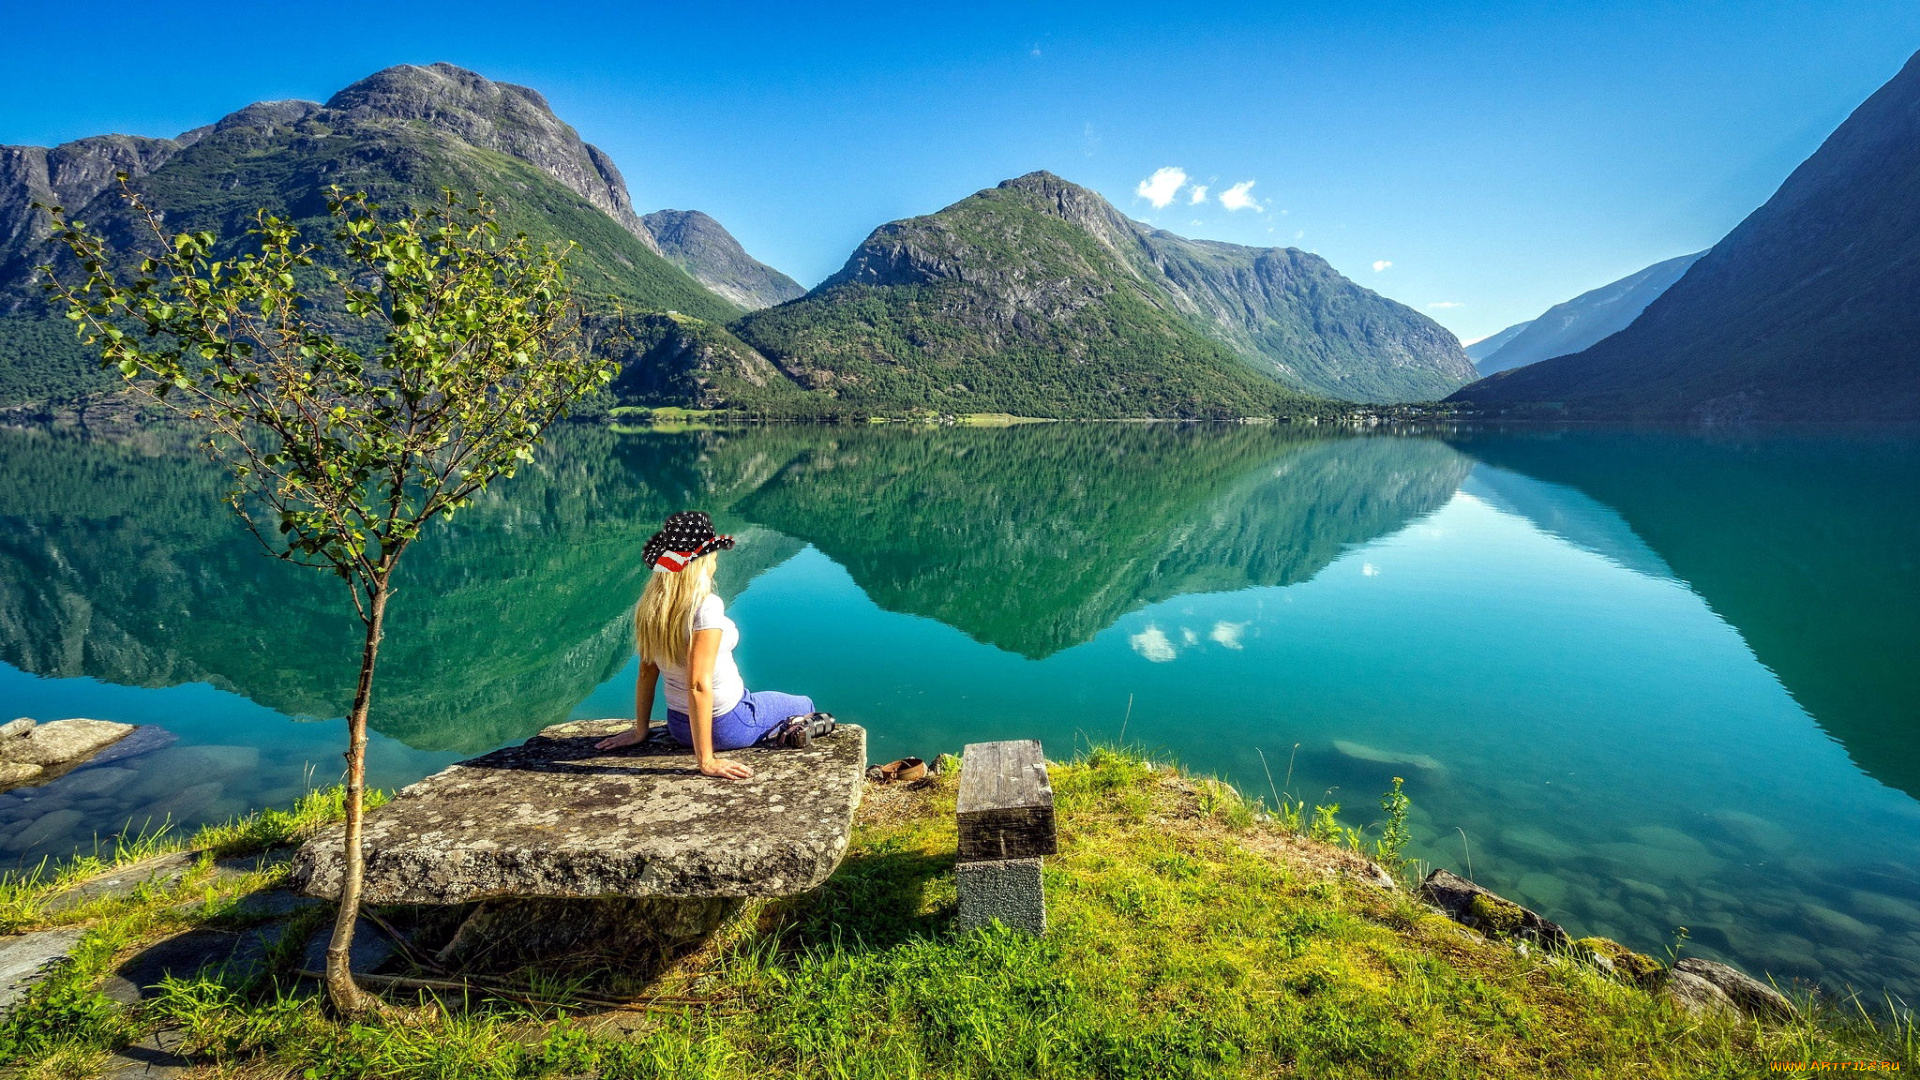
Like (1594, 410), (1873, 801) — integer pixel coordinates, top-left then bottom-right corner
(871, 756), (927, 783)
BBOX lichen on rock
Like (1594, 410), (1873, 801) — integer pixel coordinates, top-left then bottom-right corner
(1572, 936), (1665, 989)
(1420, 868), (1570, 951)
(291, 719), (867, 905)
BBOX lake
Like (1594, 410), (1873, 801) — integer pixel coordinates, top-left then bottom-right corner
(1, 421), (1916, 1004)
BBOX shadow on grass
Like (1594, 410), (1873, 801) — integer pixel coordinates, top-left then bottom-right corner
(765, 844), (956, 950)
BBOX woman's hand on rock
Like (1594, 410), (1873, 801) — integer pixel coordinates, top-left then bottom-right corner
(700, 757), (754, 780)
(595, 727), (647, 752)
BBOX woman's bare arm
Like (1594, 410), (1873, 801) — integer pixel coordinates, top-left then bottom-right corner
(595, 660), (661, 751)
(686, 627), (752, 779)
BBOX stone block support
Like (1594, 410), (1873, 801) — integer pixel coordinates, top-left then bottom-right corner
(954, 740), (1054, 935)
(955, 856), (1046, 935)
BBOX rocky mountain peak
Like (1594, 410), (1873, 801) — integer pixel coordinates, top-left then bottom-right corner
(639, 210), (805, 310)
(995, 170), (1142, 251)
(0, 135), (186, 263)
(323, 63), (645, 240)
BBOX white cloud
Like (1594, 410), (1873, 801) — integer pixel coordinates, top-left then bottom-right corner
(1030, 45), (1043, 58)
(1189, 185), (1209, 205)
(1426, 301), (1463, 309)
(1182, 627), (1199, 645)
(1362, 562), (1381, 577)
(1219, 180), (1262, 212)
(1129, 623), (1178, 662)
(1209, 621), (1247, 650)
(1372, 260), (1392, 273)
(1136, 167), (1188, 209)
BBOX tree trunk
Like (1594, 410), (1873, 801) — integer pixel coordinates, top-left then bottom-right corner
(325, 581), (389, 1016)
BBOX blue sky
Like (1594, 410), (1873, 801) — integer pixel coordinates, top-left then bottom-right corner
(4, 1), (1915, 341)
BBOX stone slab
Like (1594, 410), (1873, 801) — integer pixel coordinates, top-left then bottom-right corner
(45, 850), (201, 914)
(102, 924), (282, 1004)
(956, 857), (1047, 936)
(0, 927), (85, 1017)
(299, 917), (398, 977)
(2, 718), (136, 767)
(290, 719), (867, 905)
(101, 1026), (190, 1078)
(0, 718), (33, 741)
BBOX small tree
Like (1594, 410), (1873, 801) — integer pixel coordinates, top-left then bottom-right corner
(41, 181), (615, 1014)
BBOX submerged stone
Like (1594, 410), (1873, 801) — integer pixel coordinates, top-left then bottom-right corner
(1499, 824), (1576, 861)
(1703, 808), (1797, 854)
(1515, 872), (1569, 909)
(1625, 825), (1712, 857)
(291, 719), (867, 905)
(1798, 901), (1877, 943)
(1330, 739), (1444, 774)
(1617, 878), (1670, 904)
(11, 808), (85, 851)
(1848, 889), (1920, 927)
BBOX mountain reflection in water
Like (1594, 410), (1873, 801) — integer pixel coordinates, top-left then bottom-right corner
(0, 424), (1471, 749)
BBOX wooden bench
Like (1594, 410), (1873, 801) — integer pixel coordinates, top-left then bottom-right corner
(954, 739), (1054, 934)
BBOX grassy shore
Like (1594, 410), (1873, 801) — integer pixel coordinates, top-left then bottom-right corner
(0, 748), (1912, 1078)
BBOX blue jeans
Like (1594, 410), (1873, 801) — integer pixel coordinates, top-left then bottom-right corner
(667, 689), (816, 751)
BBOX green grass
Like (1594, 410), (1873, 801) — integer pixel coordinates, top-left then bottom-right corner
(0, 754), (1912, 1078)
(0, 785), (387, 934)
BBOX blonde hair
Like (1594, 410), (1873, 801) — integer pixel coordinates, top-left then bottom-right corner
(634, 554), (717, 668)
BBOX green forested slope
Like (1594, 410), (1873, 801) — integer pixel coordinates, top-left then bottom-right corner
(735, 174), (1331, 419)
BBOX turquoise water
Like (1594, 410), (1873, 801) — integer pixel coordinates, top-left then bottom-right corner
(1, 423), (1916, 1004)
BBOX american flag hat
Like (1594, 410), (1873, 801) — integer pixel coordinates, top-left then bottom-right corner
(643, 511), (736, 573)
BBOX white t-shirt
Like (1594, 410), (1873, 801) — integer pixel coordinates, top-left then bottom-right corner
(661, 593), (746, 717)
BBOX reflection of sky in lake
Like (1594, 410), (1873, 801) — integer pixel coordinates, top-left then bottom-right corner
(573, 465), (1920, 1002)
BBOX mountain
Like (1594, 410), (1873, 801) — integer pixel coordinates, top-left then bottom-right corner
(1466, 321), (1531, 367)
(1472, 251), (1705, 377)
(1453, 52), (1920, 421)
(641, 210), (805, 309)
(735, 171), (1473, 412)
(0, 63), (749, 408)
(1132, 228), (1475, 402)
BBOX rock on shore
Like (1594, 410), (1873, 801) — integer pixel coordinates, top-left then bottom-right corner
(0, 718), (137, 793)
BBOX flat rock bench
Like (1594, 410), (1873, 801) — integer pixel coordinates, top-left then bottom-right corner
(290, 718), (865, 968)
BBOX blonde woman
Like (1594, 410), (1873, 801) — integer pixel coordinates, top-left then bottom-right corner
(595, 511), (834, 779)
